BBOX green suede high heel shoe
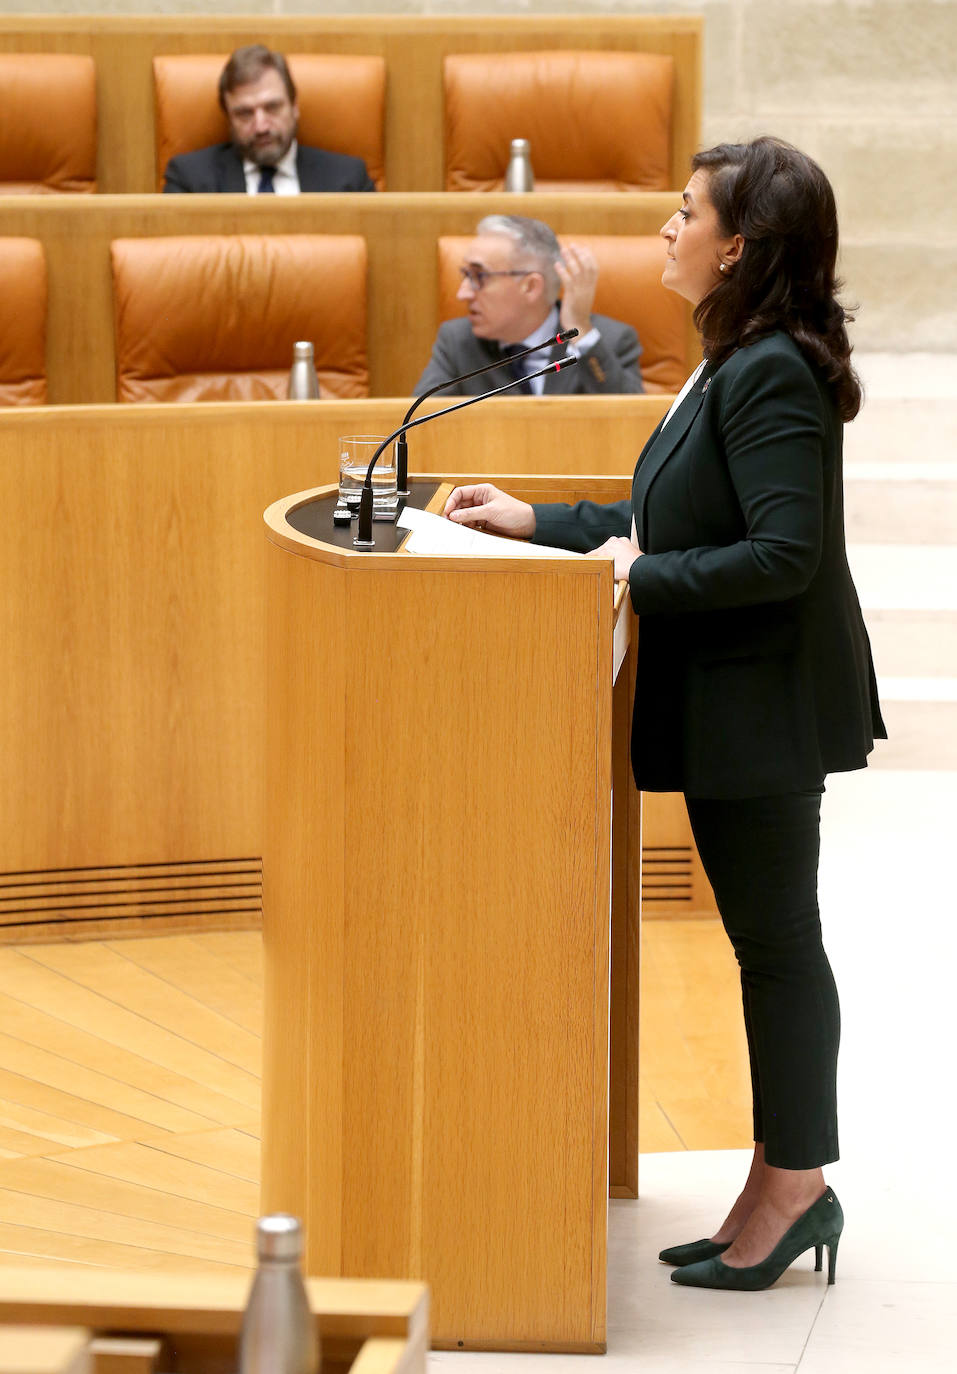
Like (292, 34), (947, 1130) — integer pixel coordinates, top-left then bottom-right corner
(670, 1188), (843, 1291)
(658, 1238), (730, 1266)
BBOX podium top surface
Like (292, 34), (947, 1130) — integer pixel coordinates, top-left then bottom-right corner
(283, 481), (441, 554)
(263, 475), (614, 578)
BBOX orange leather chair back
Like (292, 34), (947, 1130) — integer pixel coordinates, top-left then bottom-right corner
(111, 234), (369, 402)
(0, 238), (47, 405)
(444, 50), (673, 192)
(0, 54), (96, 194)
(437, 234), (688, 393)
(153, 54), (386, 190)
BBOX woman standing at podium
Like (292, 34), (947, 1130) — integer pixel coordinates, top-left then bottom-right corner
(443, 137), (885, 1292)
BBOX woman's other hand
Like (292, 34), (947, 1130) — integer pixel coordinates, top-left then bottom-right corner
(443, 483), (536, 539)
(585, 536), (643, 582)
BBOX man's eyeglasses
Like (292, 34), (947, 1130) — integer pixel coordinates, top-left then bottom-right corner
(458, 266), (534, 291)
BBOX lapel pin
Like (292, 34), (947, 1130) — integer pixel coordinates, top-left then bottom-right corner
(701, 377), (711, 393)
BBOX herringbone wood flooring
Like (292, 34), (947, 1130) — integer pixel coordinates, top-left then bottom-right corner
(0, 925), (749, 1270)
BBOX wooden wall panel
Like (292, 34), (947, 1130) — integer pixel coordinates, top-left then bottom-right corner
(641, 791), (717, 918)
(0, 16), (701, 195)
(0, 861), (262, 945)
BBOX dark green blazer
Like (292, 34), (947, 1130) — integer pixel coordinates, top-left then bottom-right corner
(532, 331), (886, 798)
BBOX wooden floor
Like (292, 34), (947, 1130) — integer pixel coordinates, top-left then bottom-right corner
(639, 919), (752, 1152)
(0, 924), (750, 1272)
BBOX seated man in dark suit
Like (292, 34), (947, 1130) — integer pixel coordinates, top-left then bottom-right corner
(413, 214), (643, 395)
(163, 44), (375, 194)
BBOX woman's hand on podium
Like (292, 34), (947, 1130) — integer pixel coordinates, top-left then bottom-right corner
(443, 483), (536, 539)
(585, 536), (643, 582)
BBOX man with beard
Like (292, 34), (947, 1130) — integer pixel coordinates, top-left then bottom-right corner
(162, 45), (376, 194)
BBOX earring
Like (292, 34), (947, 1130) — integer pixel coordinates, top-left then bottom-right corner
(719, 262), (729, 274)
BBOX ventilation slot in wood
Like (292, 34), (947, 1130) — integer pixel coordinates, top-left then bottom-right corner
(0, 858), (262, 943)
(641, 846), (693, 905)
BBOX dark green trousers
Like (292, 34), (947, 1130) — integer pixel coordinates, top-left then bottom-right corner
(685, 788), (840, 1170)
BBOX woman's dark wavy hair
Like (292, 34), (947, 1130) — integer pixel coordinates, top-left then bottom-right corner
(692, 137), (862, 421)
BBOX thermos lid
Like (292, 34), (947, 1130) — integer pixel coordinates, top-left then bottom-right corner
(510, 138), (531, 154)
(255, 1213), (304, 1261)
(293, 341), (315, 360)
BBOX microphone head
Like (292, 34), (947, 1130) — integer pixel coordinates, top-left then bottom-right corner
(536, 353), (581, 378)
(556, 327), (580, 343)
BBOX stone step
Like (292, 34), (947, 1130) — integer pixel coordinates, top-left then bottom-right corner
(847, 352), (957, 464)
(869, 692), (957, 770)
(848, 543), (956, 770)
(844, 398), (957, 466)
(847, 544), (957, 612)
(853, 352), (956, 401)
(833, 357), (955, 770)
(843, 462), (957, 544)
(865, 609), (957, 678)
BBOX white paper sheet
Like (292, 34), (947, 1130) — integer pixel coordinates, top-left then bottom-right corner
(396, 505), (583, 559)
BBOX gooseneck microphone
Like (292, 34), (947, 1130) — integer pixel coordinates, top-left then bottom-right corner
(355, 353), (581, 549)
(395, 328), (579, 495)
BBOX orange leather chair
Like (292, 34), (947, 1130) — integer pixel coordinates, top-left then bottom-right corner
(444, 50), (673, 192)
(437, 234), (689, 393)
(110, 234), (369, 402)
(0, 54), (96, 194)
(153, 53), (386, 191)
(0, 238), (47, 405)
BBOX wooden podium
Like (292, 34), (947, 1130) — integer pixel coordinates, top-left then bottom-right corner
(261, 477), (641, 1354)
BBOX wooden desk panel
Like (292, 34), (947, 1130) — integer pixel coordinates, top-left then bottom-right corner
(0, 399), (671, 939)
(0, 1266), (428, 1374)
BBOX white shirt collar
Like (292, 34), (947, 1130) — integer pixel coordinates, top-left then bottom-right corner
(659, 361), (707, 430)
(243, 139), (300, 193)
(513, 305), (560, 352)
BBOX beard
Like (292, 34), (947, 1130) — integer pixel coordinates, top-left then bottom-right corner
(236, 122), (297, 168)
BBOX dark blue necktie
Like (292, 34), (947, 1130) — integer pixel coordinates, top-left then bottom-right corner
(257, 166), (277, 194)
(501, 344), (533, 394)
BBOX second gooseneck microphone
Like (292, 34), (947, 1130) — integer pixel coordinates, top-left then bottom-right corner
(395, 328), (579, 494)
(356, 353), (581, 549)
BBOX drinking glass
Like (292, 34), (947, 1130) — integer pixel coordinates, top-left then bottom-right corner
(338, 435), (398, 517)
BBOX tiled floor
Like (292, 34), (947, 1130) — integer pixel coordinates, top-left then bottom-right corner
(431, 768), (957, 1370)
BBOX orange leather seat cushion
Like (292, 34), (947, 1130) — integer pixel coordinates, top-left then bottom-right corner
(154, 53), (386, 190)
(437, 234), (689, 393)
(0, 54), (96, 194)
(0, 238), (47, 405)
(444, 50), (673, 192)
(111, 234), (368, 402)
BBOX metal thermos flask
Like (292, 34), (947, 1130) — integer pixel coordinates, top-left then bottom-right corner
(287, 341), (320, 400)
(238, 1215), (320, 1374)
(503, 138), (535, 192)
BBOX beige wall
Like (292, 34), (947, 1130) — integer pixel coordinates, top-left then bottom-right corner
(7, 0), (954, 351)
